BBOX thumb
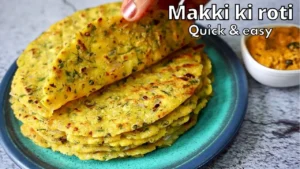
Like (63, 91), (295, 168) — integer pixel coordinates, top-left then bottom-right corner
(122, 0), (155, 22)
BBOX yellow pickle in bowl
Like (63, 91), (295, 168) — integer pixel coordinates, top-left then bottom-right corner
(246, 26), (300, 70)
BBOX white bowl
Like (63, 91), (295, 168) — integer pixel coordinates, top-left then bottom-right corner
(241, 24), (300, 87)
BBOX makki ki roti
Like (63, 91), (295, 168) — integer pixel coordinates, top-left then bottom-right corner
(62, 3), (121, 47)
(10, 4), (117, 118)
(19, 88), (203, 148)
(10, 84), (203, 146)
(10, 47), (212, 148)
(11, 46), (204, 138)
(13, 96), (185, 150)
(41, 2), (194, 111)
(11, 92), (200, 144)
(32, 115), (189, 154)
(27, 114), (187, 152)
(11, 74), (211, 148)
(10, 21), (64, 118)
(12, 78), (212, 158)
(10, 48), (212, 140)
(11, 2), (193, 118)
(20, 112), (199, 161)
(48, 46), (203, 137)
(13, 51), (213, 161)
(10, 1), (215, 161)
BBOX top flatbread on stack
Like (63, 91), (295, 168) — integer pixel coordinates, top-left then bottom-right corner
(10, 2), (213, 161)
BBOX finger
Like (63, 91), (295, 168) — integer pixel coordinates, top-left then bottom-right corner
(122, 0), (155, 22)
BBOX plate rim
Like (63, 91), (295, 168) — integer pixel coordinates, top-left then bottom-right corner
(0, 24), (248, 169)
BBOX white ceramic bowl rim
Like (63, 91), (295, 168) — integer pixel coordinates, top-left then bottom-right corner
(241, 23), (300, 74)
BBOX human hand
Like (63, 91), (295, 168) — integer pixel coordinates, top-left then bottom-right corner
(122, 0), (210, 22)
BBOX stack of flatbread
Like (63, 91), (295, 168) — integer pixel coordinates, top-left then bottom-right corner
(10, 2), (213, 161)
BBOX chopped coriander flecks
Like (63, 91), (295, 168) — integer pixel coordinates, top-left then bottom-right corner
(89, 80), (94, 85)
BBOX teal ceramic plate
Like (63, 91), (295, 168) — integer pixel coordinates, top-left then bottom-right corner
(0, 25), (248, 169)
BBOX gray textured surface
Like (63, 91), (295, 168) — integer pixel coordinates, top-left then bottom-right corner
(0, 0), (299, 169)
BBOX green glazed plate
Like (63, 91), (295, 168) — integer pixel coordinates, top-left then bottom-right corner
(0, 25), (248, 169)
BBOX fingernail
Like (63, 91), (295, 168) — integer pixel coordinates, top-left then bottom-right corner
(123, 0), (137, 19)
